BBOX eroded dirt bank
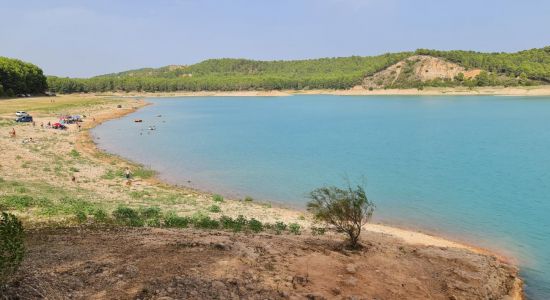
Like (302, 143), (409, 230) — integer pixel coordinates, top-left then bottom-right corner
(4, 227), (521, 300)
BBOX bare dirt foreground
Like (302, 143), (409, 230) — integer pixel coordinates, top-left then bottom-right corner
(5, 226), (520, 300)
(0, 95), (522, 299)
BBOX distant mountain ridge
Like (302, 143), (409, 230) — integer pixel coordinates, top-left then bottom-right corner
(46, 47), (550, 93)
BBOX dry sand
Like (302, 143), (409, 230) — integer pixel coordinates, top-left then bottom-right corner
(102, 85), (550, 98)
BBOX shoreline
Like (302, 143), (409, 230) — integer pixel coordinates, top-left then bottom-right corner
(93, 85), (550, 98)
(88, 97), (516, 258)
(1, 94), (524, 298)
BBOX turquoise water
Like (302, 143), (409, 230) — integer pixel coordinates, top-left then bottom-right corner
(93, 95), (550, 298)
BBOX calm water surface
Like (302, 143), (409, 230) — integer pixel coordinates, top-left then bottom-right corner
(94, 95), (550, 298)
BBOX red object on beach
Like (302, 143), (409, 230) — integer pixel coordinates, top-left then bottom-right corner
(52, 122), (66, 129)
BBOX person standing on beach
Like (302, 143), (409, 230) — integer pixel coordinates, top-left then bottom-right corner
(125, 167), (132, 186)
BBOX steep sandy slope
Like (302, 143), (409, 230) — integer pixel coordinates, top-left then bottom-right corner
(363, 55), (481, 88)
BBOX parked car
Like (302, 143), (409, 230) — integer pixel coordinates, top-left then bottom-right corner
(15, 111), (29, 117)
(15, 116), (33, 122)
(52, 122), (66, 129)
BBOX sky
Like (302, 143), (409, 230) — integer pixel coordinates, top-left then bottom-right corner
(1, 0), (549, 77)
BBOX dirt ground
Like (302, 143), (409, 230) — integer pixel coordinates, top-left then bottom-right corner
(3, 226), (520, 300)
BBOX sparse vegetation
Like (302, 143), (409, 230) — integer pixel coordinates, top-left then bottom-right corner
(0, 212), (25, 286)
(212, 194), (224, 203)
(133, 167), (155, 179)
(308, 184), (375, 248)
(164, 213), (190, 228)
(208, 204), (221, 213)
(288, 223), (301, 235)
(113, 206), (144, 227)
(248, 218), (263, 233)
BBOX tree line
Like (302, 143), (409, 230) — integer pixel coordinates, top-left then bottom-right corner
(47, 53), (412, 93)
(0, 57), (47, 97)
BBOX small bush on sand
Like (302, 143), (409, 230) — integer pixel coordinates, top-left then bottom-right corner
(248, 218), (263, 233)
(140, 207), (162, 227)
(307, 184), (374, 248)
(75, 211), (87, 223)
(0, 212), (25, 286)
(194, 216), (220, 229)
(274, 221), (287, 234)
(311, 226), (326, 236)
(113, 206), (144, 227)
(244, 196), (254, 202)
(163, 213), (190, 228)
(139, 206), (161, 219)
(92, 209), (108, 223)
(289, 223), (301, 235)
(212, 194), (224, 203)
(69, 149), (80, 158)
(220, 215), (234, 229)
(208, 205), (221, 213)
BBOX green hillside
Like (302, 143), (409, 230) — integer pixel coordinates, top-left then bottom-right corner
(46, 47), (550, 93)
(0, 57), (48, 97)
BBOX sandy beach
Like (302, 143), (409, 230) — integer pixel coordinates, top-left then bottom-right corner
(99, 85), (550, 98)
(0, 94), (523, 299)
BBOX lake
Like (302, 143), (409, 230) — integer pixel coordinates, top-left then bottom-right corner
(93, 95), (550, 299)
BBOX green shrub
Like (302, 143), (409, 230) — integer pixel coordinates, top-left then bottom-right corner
(248, 218), (263, 233)
(0, 212), (25, 286)
(219, 215), (234, 229)
(193, 215), (220, 229)
(307, 184), (375, 248)
(112, 206), (144, 227)
(212, 194), (224, 203)
(274, 221), (287, 234)
(289, 223), (301, 235)
(92, 209), (108, 222)
(146, 218), (161, 227)
(69, 149), (80, 158)
(244, 196), (254, 202)
(163, 213), (190, 228)
(208, 205), (221, 213)
(139, 206), (161, 219)
(234, 215), (248, 231)
(75, 211), (87, 223)
(311, 226), (326, 236)
(69, 167), (80, 173)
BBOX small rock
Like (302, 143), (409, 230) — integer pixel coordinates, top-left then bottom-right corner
(344, 276), (357, 286)
(345, 264), (357, 274)
(306, 293), (326, 300)
(331, 287), (341, 295)
(212, 280), (226, 290)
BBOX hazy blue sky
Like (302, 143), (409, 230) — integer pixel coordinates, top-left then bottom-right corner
(1, 0), (549, 77)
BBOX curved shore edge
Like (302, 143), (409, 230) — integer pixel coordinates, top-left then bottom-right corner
(0, 95), (523, 298)
(82, 95), (524, 299)
(97, 85), (550, 98)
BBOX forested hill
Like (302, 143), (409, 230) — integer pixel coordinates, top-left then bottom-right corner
(46, 46), (550, 93)
(0, 57), (48, 97)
